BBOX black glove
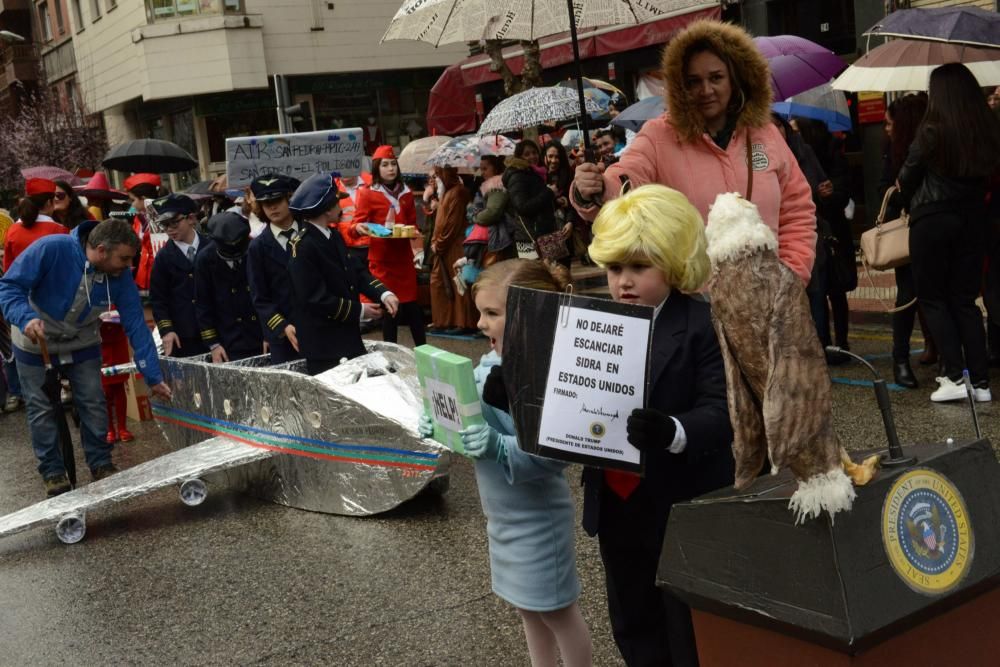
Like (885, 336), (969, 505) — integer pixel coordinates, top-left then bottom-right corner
(626, 408), (677, 452)
(482, 365), (510, 413)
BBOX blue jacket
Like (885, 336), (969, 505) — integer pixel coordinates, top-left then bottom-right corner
(0, 233), (163, 385)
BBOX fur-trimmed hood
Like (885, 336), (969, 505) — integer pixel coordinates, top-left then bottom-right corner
(662, 19), (773, 143)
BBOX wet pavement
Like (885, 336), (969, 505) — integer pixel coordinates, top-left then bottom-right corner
(1, 286), (998, 665)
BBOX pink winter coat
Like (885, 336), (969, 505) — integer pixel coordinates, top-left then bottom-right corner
(572, 116), (817, 283)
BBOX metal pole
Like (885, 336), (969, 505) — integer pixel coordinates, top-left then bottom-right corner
(275, 74), (289, 134)
(564, 0), (592, 156)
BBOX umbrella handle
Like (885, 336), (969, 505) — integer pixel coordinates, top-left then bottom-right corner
(37, 336), (52, 368)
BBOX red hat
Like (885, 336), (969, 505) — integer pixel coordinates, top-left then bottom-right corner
(372, 145), (397, 161)
(25, 178), (57, 196)
(123, 173), (162, 192)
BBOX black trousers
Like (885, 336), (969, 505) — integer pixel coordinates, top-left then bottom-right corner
(268, 337), (300, 364)
(983, 220), (1000, 357)
(306, 358), (338, 376)
(382, 301), (427, 346)
(910, 209), (989, 385)
(892, 265), (918, 361)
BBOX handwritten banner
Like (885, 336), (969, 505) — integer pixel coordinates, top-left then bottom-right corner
(225, 128), (364, 188)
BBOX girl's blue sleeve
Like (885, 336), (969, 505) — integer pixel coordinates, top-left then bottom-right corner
(486, 403), (569, 485)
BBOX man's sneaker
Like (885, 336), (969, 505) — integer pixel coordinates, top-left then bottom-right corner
(975, 386), (992, 403)
(44, 474), (72, 497)
(930, 376), (967, 402)
(91, 464), (119, 482)
(3, 395), (23, 412)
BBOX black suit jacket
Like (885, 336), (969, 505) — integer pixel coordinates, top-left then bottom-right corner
(287, 223), (387, 363)
(582, 292), (735, 545)
(247, 225), (296, 343)
(149, 233), (211, 342)
(194, 248), (263, 355)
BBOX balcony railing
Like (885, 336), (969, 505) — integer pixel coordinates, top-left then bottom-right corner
(0, 43), (37, 66)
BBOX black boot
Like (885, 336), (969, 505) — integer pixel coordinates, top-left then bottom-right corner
(893, 360), (918, 389)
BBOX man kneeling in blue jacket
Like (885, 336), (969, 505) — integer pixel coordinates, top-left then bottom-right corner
(0, 219), (173, 497)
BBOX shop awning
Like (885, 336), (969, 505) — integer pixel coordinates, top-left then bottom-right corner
(458, 4), (720, 87)
(426, 3), (720, 135)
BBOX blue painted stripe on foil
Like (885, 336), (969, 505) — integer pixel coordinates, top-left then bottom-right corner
(153, 403), (439, 460)
(831, 377), (906, 391)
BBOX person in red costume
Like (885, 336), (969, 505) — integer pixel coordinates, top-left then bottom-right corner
(123, 173), (162, 293)
(335, 171), (373, 264)
(353, 146), (426, 346)
(3, 178), (69, 273)
(99, 309), (133, 443)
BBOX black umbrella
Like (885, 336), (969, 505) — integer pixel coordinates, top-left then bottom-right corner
(102, 139), (198, 174)
(38, 338), (76, 487)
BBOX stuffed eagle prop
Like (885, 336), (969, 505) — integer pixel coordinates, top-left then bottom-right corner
(704, 193), (878, 523)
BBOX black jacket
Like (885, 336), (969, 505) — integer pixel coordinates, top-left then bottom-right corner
(149, 233), (211, 345)
(502, 158), (557, 239)
(581, 293), (735, 542)
(194, 248), (263, 356)
(286, 223), (387, 363)
(899, 127), (989, 218)
(247, 225), (296, 344)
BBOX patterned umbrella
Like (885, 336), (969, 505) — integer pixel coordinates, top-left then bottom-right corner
(398, 135), (452, 176)
(425, 134), (516, 170)
(20, 166), (77, 183)
(832, 39), (1000, 92)
(754, 35), (848, 100)
(866, 6), (1000, 49)
(557, 78), (625, 119)
(772, 83), (852, 132)
(478, 87), (602, 137)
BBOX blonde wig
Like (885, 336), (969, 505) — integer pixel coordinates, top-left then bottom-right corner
(588, 184), (710, 292)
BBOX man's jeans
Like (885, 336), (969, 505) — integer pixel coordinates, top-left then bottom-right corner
(19, 357), (111, 479)
(4, 358), (21, 398)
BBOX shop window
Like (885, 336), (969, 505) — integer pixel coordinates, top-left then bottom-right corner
(38, 3), (53, 42)
(146, 0), (244, 22)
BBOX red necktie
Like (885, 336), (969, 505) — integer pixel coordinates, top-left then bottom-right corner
(605, 469), (641, 500)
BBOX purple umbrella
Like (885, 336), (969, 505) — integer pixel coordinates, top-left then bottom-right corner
(754, 35), (847, 100)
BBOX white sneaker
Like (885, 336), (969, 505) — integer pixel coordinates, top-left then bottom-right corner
(930, 377), (966, 402)
(975, 387), (992, 403)
(3, 395), (23, 412)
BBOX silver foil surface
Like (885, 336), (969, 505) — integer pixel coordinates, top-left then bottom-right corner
(153, 341), (452, 516)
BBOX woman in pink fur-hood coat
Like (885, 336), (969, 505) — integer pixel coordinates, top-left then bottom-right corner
(572, 19), (817, 283)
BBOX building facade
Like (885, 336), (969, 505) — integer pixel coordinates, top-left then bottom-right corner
(66, 0), (466, 183)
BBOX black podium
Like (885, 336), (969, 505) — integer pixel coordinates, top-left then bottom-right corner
(658, 439), (1000, 666)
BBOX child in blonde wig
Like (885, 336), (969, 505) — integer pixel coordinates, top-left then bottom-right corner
(582, 185), (734, 666)
(421, 258), (592, 667)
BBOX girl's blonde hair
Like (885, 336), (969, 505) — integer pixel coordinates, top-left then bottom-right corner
(473, 258), (570, 297)
(588, 184), (710, 292)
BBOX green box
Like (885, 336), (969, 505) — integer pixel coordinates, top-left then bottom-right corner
(414, 345), (484, 454)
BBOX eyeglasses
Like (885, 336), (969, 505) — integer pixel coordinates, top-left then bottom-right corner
(54, 192), (68, 201)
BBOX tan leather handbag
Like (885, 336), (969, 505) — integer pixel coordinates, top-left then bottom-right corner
(860, 186), (910, 271)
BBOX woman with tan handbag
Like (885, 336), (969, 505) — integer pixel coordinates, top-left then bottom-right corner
(898, 63), (1000, 403)
(877, 93), (934, 389)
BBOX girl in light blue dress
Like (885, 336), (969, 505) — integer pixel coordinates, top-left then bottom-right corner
(421, 259), (592, 667)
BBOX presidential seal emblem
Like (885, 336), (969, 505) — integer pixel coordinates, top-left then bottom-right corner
(589, 422), (606, 439)
(882, 469), (973, 595)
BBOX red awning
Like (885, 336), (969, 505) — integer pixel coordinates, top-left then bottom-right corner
(459, 5), (720, 87)
(426, 4), (720, 136)
(426, 64), (479, 136)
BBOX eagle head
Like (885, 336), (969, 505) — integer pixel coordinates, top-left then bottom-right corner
(704, 192), (779, 267)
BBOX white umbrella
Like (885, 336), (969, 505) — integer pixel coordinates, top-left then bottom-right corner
(383, 0), (714, 152)
(832, 38), (1000, 92)
(478, 86), (603, 136)
(424, 134), (517, 170)
(397, 136), (452, 176)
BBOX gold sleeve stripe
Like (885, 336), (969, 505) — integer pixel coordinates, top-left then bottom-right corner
(334, 299), (344, 321)
(343, 299), (352, 322)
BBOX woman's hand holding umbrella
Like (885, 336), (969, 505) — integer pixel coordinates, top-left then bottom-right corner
(573, 162), (605, 200)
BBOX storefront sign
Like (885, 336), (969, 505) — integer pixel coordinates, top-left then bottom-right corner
(225, 128), (364, 187)
(857, 91), (886, 125)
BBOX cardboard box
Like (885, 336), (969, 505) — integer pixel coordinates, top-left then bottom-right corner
(125, 373), (153, 422)
(414, 345), (484, 454)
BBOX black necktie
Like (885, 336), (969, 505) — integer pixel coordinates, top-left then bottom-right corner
(280, 229), (294, 253)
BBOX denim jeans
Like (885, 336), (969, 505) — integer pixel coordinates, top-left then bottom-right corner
(19, 356), (111, 479)
(4, 358), (21, 398)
